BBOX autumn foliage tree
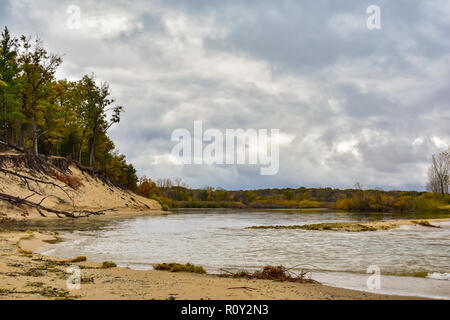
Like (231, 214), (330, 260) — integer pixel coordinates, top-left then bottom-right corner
(0, 27), (137, 190)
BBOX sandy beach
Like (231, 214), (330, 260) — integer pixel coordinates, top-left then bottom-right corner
(0, 227), (431, 300)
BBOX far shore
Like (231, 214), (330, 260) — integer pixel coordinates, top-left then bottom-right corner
(2, 215), (449, 300)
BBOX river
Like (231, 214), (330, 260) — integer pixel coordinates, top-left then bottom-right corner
(38, 209), (450, 299)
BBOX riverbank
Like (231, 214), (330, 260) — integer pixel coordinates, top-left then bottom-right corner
(0, 230), (426, 300)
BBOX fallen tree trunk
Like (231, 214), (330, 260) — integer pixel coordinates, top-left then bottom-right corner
(0, 192), (113, 218)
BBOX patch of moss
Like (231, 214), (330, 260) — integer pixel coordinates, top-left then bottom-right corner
(81, 276), (95, 284)
(18, 248), (33, 257)
(22, 269), (45, 277)
(1, 286), (78, 300)
(412, 271), (429, 278)
(38, 286), (79, 300)
(100, 261), (117, 269)
(26, 282), (44, 288)
(154, 262), (206, 274)
(0, 288), (12, 296)
(66, 256), (87, 263)
(355, 224), (378, 232)
(31, 261), (67, 276)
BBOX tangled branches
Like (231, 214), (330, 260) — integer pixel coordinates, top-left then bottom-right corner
(0, 153), (115, 219)
(0, 192), (113, 218)
(220, 265), (320, 284)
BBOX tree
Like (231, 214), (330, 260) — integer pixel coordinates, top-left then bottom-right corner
(0, 26), (21, 146)
(427, 147), (450, 198)
(18, 35), (62, 154)
(39, 80), (80, 155)
(156, 178), (173, 197)
(75, 75), (122, 168)
(136, 176), (161, 198)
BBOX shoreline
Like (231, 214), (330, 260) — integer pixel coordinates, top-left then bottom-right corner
(0, 228), (436, 300)
(248, 218), (450, 231)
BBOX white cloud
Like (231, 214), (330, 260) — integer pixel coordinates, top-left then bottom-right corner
(3, 0), (450, 190)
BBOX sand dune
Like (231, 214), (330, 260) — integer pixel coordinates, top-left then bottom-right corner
(0, 153), (162, 220)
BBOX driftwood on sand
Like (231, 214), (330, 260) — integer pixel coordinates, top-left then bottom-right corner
(0, 192), (113, 218)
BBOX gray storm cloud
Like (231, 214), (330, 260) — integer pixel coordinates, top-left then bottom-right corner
(2, 0), (449, 190)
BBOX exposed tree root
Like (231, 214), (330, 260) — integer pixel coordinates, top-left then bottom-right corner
(220, 265), (320, 284)
(0, 150), (121, 218)
(0, 167), (74, 204)
(0, 192), (114, 218)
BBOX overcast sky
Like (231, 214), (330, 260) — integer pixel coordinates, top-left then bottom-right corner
(2, 0), (449, 190)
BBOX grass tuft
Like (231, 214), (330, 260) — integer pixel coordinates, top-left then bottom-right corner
(18, 248), (33, 257)
(100, 261), (117, 269)
(153, 262), (206, 274)
(66, 256), (87, 263)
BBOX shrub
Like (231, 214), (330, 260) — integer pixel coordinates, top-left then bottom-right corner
(152, 196), (170, 211)
(18, 248), (33, 257)
(153, 262), (206, 274)
(100, 261), (117, 269)
(66, 256), (87, 263)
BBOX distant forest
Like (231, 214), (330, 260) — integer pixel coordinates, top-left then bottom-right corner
(136, 177), (450, 212)
(136, 148), (449, 212)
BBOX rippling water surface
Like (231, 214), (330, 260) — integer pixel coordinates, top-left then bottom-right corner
(39, 209), (450, 298)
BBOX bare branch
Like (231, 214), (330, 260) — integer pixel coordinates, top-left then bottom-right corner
(0, 192), (114, 218)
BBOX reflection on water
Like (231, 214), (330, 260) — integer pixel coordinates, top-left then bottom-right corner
(39, 209), (450, 297)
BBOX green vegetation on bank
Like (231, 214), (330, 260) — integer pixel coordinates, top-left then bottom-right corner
(334, 190), (450, 212)
(151, 196), (170, 211)
(134, 176), (450, 212)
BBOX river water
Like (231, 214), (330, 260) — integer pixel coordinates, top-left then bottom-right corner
(38, 209), (450, 299)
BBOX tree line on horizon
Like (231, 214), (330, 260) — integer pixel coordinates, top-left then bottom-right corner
(0, 27), (138, 190)
(136, 148), (449, 212)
